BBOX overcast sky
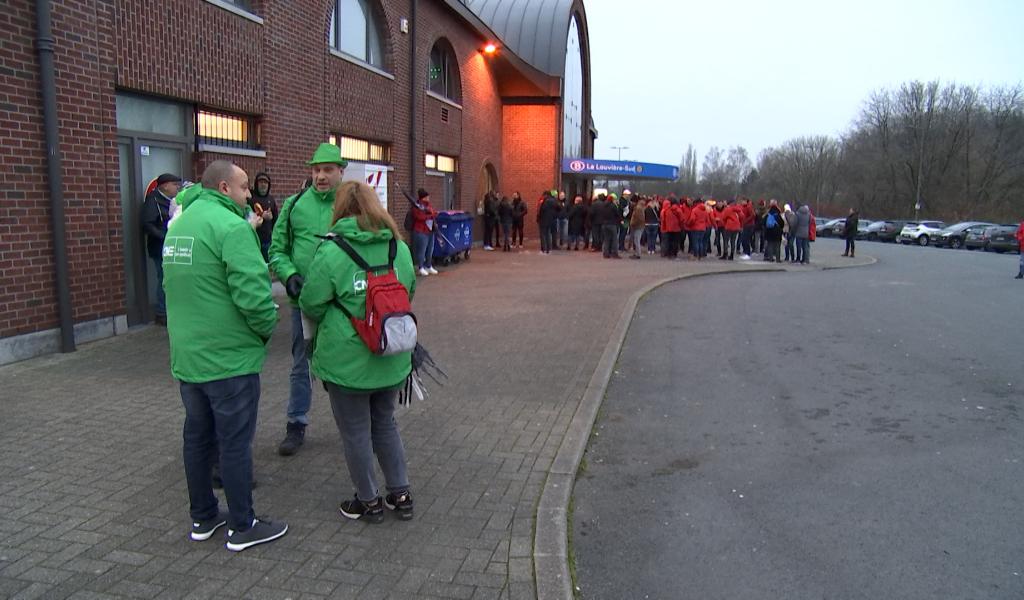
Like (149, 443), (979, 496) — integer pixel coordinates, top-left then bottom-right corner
(585, 0), (1024, 168)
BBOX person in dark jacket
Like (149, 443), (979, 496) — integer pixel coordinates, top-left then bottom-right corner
(511, 192), (527, 248)
(498, 196), (514, 251)
(567, 195), (586, 250)
(483, 192), (499, 250)
(644, 198), (660, 255)
(249, 172), (278, 262)
(599, 194), (621, 259)
(556, 191), (570, 249)
(763, 203), (785, 262)
(141, 172), (182, 325)
(842, 208), (859, 257)
(538, 191), (559, 254)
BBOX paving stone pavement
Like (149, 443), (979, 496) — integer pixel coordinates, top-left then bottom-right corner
(0, 239), (871, 599)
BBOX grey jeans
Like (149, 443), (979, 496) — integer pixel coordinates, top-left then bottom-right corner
(326, 384), (409, 502)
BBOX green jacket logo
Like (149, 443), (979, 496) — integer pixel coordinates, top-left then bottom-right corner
(163, 237), (195, 265)
(352, 272), (367, 293)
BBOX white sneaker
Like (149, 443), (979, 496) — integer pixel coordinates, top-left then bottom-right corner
(427, 267), (438, 275)
(484, 246), (494, 251)
(740, 254), (751, 260)
(418, 268), (429, 276)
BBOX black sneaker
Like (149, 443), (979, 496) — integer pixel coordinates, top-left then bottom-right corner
(384, 492), (414, 521)
(339, 495), (384, 523)
(190, 510), (228, 541)
(225, 518), (288, 552)
(277, 422), (306, 456)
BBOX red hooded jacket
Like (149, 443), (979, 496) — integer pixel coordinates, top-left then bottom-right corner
(686, 204), (709, 231)
(1016, 222), (1024, 246)
(723, 205), (742, 232)
(741, 203), (756, 227)
(412, 198), (438, 234)
(660, 203), (682, 233)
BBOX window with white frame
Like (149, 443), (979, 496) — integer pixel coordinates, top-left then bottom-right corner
(328, 134), (391, 163)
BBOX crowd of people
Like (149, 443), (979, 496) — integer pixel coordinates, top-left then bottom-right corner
(473, 189), (820, 264)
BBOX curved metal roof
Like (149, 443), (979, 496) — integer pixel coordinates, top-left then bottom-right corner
(461, 0), (578, 78)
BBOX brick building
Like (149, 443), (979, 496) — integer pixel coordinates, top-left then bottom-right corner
(0, 0), (594, 364)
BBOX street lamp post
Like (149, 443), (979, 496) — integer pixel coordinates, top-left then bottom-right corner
(610, 146), (629, 161)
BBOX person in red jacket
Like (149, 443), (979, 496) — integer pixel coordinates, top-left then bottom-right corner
(1015, 221), (1024, 279)
(721, 200), (742, 260)
(660, 196), (682, 258)
(686, 201), (710, 259)
(411, 188), (438, 276)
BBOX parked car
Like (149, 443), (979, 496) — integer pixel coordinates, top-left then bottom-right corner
(932, 221), (995, 249)
(866, 220), (905, 242)
(819, 218), (845, 237)
(814, 217), (830, 230)
(855, 220), (874, 239)
(963, 225), (995, 250)
(899, 221), (945, 246)
(983, 225), (1021, 253)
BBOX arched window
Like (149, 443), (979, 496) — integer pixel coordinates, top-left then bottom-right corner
(329, 0), (384, 69)
(428, 40), (460, 102)
(562, 15), (584, 159)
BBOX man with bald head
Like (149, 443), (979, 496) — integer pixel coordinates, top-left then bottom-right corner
(163, 160), (287, 552)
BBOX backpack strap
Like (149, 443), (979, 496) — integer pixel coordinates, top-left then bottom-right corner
(328, 235), (397, 271)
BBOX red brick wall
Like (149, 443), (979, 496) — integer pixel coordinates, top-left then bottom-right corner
(0, 0), (124, 337)
(502, 103), (560, 238)
(1, 0), (565, 342)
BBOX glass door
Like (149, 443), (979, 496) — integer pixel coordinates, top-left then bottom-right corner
(118, 138), (189, 325)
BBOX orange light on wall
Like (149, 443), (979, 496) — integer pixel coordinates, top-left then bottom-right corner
(482, 43), (498, 55)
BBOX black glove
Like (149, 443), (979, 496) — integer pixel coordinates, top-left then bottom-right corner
(286, 274), (305, 299)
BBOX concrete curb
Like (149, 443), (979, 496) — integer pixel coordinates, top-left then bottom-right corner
(533, 258), (876, 599)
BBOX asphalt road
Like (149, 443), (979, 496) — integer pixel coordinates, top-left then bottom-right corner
(571, 239), (1024, 600)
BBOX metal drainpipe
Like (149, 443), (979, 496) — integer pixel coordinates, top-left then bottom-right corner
(409, 0), (417, 191)
(35, 0), (76, 353)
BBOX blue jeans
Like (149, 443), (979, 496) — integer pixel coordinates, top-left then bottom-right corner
(785, 234), (795, 261)
(557, 218), (568, 247)
(287, 307), (312, 425)
(151, 256), (166, 317)
(646, 225), (659, 252)
(540, 222), (554, 252)
(689, 231), (706, 257)
(740, 226), (753, 256)
(326, 384), (409, 502)
(412, 231), (434, 268)
(180, 374), (259, 531)
(796, 238), (810, 263)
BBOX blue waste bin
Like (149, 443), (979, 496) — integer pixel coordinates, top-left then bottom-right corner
(432, 211), (473, 265)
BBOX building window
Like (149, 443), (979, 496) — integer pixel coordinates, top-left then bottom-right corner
(428, 41), (460, 102)
(328, 134), (391, 163)
(329, 0), (384, 68)
(425, 153), (457, 173)
(562, 15), (584, 159)
(196, 110), (260, 150)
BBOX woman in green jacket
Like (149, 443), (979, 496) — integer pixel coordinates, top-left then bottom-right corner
(298, 181), (417, 523)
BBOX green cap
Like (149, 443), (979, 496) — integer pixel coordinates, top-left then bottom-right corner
(550, 189), (558, 196)
(307, 143), (349, 167)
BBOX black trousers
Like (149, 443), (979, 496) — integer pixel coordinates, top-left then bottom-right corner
(484, 217), (496, 247)
(845, 238), (855, 255)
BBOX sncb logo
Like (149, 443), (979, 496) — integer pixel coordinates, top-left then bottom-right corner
(569, 160), (587, 172)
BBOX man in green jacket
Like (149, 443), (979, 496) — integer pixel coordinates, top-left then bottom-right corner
(269, 143), (348, 456)
(164, 160), (287, 551)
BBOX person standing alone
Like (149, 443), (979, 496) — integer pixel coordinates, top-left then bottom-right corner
(842, 208), (859, 258)
(141, 173), (181, 325)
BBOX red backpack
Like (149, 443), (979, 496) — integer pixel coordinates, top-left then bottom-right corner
(328, 235), (417, 356)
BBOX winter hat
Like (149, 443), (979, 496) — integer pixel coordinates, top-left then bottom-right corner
(784, 203), (792, 212)
(307, 143), (349, 167)
(156, 173), (181, 185)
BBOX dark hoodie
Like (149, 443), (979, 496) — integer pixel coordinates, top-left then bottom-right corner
(249, 172), (278, 244)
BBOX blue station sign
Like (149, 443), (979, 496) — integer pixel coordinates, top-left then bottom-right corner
(562, 158), (679, 180)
